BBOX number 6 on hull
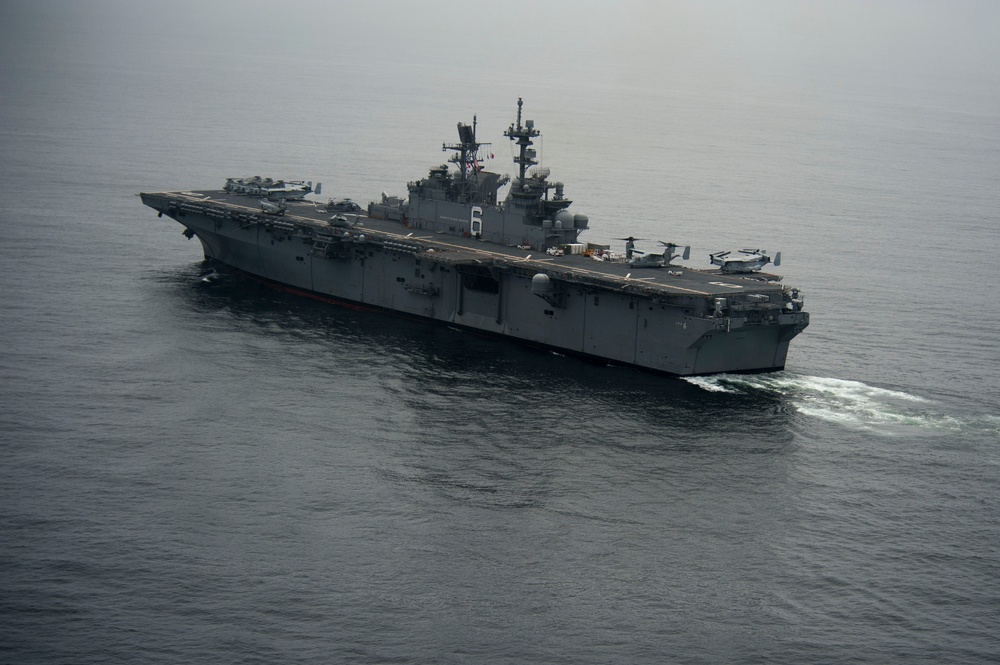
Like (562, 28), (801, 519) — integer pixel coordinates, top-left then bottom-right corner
(470, 206), (483, 238)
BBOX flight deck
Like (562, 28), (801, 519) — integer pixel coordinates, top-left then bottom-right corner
(164, 189), (789, 302)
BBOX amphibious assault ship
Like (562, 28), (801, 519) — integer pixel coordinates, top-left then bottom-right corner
(140, 99), (808, 375)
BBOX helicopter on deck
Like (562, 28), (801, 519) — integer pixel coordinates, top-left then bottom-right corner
(709, 249), (781, 273)
(259, 198), (287, 216)
(618, 238), (691, 268)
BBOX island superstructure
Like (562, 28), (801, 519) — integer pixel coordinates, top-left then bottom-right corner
(140, 99), (808, 375)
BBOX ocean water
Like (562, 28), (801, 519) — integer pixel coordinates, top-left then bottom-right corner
(2, 2), (999, 663)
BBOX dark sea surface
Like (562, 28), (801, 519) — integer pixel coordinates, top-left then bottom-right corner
(2, 2), (999, 663)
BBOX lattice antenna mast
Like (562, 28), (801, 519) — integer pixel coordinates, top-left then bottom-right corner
(443, 115), (490, 203)
(504, 98), (540, 183)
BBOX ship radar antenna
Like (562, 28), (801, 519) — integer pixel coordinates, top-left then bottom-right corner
(444, 112), (490, 203)
(505, 97), (540, 184)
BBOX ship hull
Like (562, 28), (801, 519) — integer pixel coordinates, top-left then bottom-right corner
(211, 259), (793, 375)
(151, 199), (804, 377)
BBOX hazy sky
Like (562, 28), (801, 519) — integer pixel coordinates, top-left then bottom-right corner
(4, 0), (998, 85)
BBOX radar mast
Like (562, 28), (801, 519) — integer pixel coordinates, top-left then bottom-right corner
(443, 115), (490, 203)
(504, 98), (540, 183)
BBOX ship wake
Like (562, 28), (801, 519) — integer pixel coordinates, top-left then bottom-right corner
(684, 373), (987, 436)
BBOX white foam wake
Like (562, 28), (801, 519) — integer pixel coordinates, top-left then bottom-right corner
(681, 376), (740, 393)
(683, 373), (962, 435)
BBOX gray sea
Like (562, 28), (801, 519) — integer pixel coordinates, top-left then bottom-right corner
(2, 1), (999, 663)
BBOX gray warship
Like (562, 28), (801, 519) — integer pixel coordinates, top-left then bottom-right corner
(140, 99), (808, 375)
